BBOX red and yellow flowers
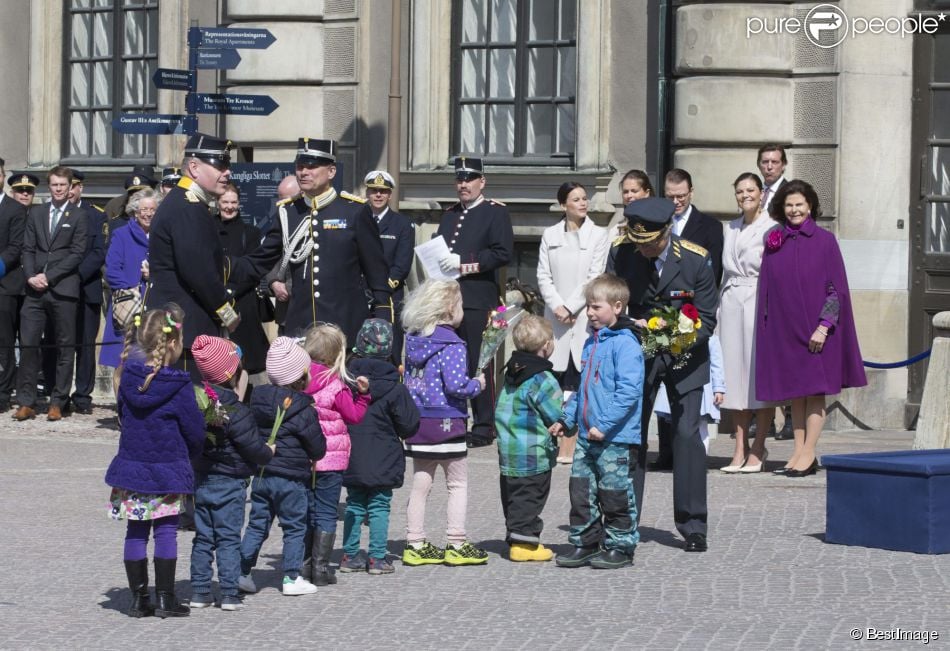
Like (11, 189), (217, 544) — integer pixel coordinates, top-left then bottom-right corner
(641, 304), (702, 369)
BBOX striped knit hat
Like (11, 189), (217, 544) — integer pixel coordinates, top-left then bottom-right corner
(267, 336), (311, 386)
(192, 335), (241, 384)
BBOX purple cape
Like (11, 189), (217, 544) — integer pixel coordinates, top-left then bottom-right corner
(754, 218), (867, 401)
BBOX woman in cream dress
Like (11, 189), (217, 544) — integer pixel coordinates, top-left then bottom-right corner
(537, 181), (610, 462)
(719, 172), (779, 473)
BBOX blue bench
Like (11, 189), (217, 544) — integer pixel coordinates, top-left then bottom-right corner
(823, 449), (950, 554)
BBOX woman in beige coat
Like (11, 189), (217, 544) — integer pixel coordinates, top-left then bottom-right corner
(537, 181), (610, 462)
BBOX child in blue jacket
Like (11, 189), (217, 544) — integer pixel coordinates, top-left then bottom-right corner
(550, 274), (644, 570)
(188, 335), (275, 612)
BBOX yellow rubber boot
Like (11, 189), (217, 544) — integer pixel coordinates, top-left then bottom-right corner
(509, 542), (554, 562)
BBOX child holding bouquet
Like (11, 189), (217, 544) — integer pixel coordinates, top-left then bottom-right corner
(188, 335), (275, 611)
(105, 304), (205, 618)
(302, 322), (371, 586)
(401, 279), (488, 566)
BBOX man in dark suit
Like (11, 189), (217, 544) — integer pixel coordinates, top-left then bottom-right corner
(436, 156), (514, 447)
(67, 170), (107, 413)
(14, 166), (88, 421)
(233, 137), (393, 344)
(0, 174), (31, 412)
(649, 168), (725, 469)
(364, 170), (413, 364)
(613, 197), (718, 551)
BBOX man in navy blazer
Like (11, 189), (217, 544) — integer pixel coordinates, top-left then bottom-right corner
(0, 174), (29, 412)
(14, 166), (88, 421)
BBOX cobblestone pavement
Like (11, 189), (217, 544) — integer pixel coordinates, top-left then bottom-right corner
(1, 408), (948, 650)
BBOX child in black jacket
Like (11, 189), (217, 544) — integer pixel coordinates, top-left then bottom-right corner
(340, 319), (420, 574)
(189, 335), (275, 611)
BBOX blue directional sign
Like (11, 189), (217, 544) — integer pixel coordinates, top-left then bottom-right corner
(152, 68), (193, 91)
(190, 93), (279, 116)
(112, 113), (187, 135)
(194, 48), (242, 70)
(189, 26), (275, 50)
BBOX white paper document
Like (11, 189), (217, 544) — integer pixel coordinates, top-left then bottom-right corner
(414, 235), (460, 280)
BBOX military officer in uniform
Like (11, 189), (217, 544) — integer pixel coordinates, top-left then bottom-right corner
(612, 197), (718, 553)
(364, 169), (413, 363)
(0, 174), (30, 412)
(65, 170), (107, 413)
(147, 134), (240, 356)
(436, 156), (514, 448)
(9, 173), (38, 208)
(160, 167), (182, 195)
(233, 137), (392, 344)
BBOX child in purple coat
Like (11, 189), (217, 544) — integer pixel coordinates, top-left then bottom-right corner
(104, 304), (205, 618)
(400, 280), (487, 566)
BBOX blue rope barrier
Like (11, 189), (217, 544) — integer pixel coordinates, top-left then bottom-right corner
(863, 349), (931, 369)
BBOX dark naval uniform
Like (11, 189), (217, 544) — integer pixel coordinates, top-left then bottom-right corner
(237, 189), (393, 344)
(612, 198), (718, 549)
(376, 206), (414, 363)
(436, 194), (514, 441)
(0, 182), (30, 411)
(147, 176), (231, 348)
(70, 199), (107, 411)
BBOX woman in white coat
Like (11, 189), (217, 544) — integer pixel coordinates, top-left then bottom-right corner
(537, 181), (610, 462)
(719, 172), (779, 473)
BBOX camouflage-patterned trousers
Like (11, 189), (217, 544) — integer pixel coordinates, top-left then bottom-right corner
(568, 438), (640, 553)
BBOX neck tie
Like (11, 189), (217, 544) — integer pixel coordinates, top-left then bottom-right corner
(50, 206), (61, 232)
(761, 187), (771, 210)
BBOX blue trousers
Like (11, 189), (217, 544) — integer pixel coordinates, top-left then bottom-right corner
(240, 474), (309, 578)
(342, 487), (393, 559)
(568, 438), (640, 553)
(190, 474), (248, 597)
(310, 470), (344, 534)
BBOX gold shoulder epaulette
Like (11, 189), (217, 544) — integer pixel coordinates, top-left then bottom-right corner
(276, 193), (301, 207)
(680, 239), (708, 257)
(341, 191), (366, 204)
(93, 204), (105, 213)
(184, 190), (200, 203)
(488, 198), (506, 206)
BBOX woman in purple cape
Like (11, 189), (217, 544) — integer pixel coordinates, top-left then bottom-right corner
(754, 180), (867, 477)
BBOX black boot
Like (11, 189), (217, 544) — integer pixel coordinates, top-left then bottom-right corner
(153, 557), (189, 618)
(123, 559), (154, 618)
(311, 531), (337, 586)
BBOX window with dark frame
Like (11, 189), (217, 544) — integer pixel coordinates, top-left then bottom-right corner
(64, 0), (159, 163)
(453, 0), (577, 165)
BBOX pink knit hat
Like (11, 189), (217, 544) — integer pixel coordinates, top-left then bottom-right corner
(267, 336), (311, 386)
(192, 335), (241, 384)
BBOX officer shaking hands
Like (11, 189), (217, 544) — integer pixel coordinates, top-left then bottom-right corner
(612, 197), (718, 554)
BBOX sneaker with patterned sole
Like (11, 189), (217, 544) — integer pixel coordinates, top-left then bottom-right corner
(368, 557), (395, 575)
(443, 541), (488, 566)
(220, 595), (244, 611)
(401, 541), (445, 566)
(189, 593), (214, 608)
(339, 550), (369, 573)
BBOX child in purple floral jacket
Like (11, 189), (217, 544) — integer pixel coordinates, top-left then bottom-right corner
(400, 280), (488, 567)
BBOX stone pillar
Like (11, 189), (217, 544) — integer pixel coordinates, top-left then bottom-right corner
(914, 312), (950, 450)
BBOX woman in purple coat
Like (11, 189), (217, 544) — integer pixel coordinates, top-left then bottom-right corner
(99, 190), (158, 368)
(754, 180), (866, 477)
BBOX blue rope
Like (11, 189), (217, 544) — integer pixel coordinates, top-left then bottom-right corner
(863, 349), (931, 369)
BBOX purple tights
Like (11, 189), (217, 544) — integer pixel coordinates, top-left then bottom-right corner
(124, 515), (179, 561)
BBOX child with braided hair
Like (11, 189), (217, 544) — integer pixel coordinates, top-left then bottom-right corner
(105, 304), (206, 618)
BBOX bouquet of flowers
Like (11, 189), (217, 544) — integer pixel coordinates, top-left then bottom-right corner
(640, 304), (702, 370)
(194, 382), (232, 445)
(476, 304), (524, 371)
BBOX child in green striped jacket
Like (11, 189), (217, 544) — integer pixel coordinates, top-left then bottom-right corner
(494, 315), (563, 562)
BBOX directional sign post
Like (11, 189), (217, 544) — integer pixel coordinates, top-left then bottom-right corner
(112, 113), (187, 135)
(189, 93), (279, 116)
(152, 68), (194, 91)
(194, 48), (242, 70)
(188, 26), (276, 50)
